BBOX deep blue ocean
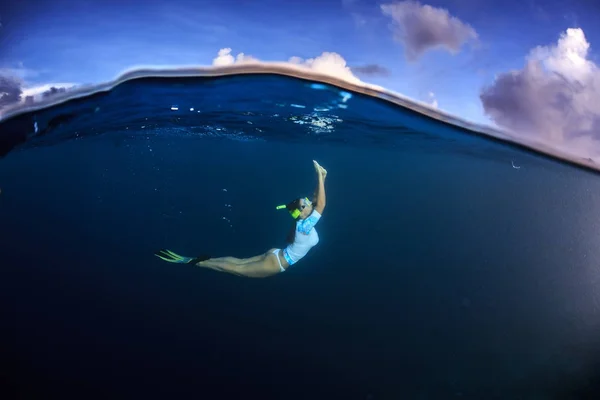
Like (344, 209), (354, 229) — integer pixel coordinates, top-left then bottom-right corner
(2, 74), (600, 399)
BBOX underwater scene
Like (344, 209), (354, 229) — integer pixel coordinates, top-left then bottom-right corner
(1, 70), (600, 399)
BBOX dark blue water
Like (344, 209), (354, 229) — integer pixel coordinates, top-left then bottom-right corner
(2, 74), (600, 399)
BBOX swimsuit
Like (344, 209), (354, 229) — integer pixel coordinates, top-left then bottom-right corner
(273, 210), (322, 272)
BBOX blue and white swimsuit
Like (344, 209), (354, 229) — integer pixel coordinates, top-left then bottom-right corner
(272, 210), (322, 271)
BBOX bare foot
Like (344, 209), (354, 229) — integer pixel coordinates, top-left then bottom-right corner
(313, 160), (327, 178)
(319, 166), (327, 178)
(313, 160), (321, 172)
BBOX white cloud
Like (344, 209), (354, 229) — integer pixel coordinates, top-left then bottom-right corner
(22, 83), (77, 100)
(381, 1), (478, 60)
(480, 28), (600, 160)
(212, 48), (259, 66)
(288, 52), (361, 84)
(211, 48), (362, 84)
(0, 69), (78, 114)
(427, 91), (438, 108)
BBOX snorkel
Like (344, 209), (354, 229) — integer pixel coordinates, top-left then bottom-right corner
(276, 197), (312, 219)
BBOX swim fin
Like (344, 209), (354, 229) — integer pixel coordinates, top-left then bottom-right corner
(154, 249), (210, 265)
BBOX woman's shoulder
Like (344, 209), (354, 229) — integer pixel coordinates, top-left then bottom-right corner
(299, 210), (321, 224)
(309, 209), (322, 219)
(296, 210), (322, 234)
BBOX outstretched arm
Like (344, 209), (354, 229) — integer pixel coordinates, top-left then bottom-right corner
(312, 160), (326, 214)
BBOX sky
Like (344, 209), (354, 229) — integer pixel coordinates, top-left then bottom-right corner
(1, 0), (599, 159)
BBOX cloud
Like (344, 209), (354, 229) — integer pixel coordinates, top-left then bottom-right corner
(427, 91), (438, 108)
(381, 1), (478, 60)
(42, 86), (68, 98)
(288, 52), (362, 84)
(480, 28), (600, 159)
(21, 83), (77, 100)
(0, 60), (79, 113)
(0, 76), (77, 115)
(350, 64), (391, 77)
(212, 48), (363, 84)
(212, 48), (260, 66)
(0, 75), (22, 108)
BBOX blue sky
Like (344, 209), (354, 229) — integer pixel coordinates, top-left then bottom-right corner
(1, 0), (599, 157)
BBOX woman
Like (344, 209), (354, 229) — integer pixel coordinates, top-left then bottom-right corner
(154, 160), (327, 278)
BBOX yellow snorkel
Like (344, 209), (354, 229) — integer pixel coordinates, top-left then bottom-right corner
(276, 197), (311, 219)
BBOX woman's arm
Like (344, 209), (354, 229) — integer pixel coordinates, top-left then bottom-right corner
(312, 160), (326, 214)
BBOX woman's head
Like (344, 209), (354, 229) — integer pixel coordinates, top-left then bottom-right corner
(284, 197), (313, 245)
(287, 197), (313, 220)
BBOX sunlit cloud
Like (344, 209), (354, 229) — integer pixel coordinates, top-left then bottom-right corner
(212, 48), (363, 84)
(427, 91), (438, 108)
(480, 28), (600, 160)
(212, 48), (260, 66)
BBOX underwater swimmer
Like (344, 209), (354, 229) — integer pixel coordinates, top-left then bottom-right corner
(154, 160), (327, 278)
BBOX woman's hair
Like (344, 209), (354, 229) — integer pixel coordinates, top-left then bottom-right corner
(285, 198), (303, 244)
(286, 223), (296, 245)
(285, 198), (302, 215)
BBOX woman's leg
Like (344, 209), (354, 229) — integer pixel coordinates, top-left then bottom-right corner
(194, 249), (282, 278)
(208, 248), (277, 266)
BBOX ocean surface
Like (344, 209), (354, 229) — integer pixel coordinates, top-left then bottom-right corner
(1, 73), (600, 399)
